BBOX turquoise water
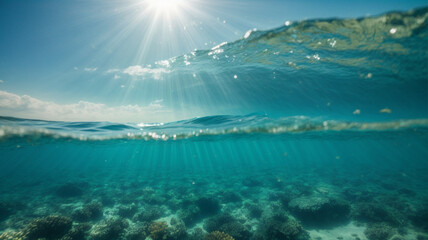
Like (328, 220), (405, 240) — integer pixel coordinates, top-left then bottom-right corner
(1, 7), (428, 240)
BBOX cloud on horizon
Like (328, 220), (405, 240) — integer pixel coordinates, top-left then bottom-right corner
(106, 61), (172, 81)
(123, 65), (170, 80)
(84, 67), (98, 72)
(0, 90), (172, 123)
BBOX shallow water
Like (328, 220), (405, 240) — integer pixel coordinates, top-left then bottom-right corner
(1, 7), (428, 240)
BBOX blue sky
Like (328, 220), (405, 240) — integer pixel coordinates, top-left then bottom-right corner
(0, 0), (426, 122)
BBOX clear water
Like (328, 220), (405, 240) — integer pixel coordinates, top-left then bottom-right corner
(1, 7), (428, 240)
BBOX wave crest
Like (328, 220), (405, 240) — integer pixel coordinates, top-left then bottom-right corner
(0, 115), (427, 142)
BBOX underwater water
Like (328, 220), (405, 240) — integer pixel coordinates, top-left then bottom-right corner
(1, 7), (428, 240)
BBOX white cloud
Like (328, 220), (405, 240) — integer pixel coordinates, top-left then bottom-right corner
(149, 99), (163, 108)
(123, 65), (170, 80)
(106, 68), (120, 73)
(105, 62), (172, 80)
(0, 80), (3, 84)
(0, 90), (172, 123)
(84, 67), (97, 72)
(155, 60), (170, 68)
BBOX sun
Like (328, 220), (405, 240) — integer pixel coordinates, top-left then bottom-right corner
(145, 0), (187, 14)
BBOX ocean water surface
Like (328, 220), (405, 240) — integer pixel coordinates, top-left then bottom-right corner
(1, 7), (428, 240)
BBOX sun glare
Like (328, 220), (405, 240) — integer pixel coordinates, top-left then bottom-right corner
(145, 0), (186, 13)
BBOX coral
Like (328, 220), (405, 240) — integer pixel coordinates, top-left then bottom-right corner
(168, 218), (187, 240)
(268, 192), (295, 206)
(140, 192), (166, 205)
(218, 222), (250, 240)
(125, 222), (149, 240)
(254, 213), (309, 240)
(120, 194), (139, 205)
(205, 231), (235, 240)
(133, 206), (164, 222)
(187, 228), (205, 240)
(353, 203), (400, 226)
(99, 193), (116, 207)
(267, 220), (309, 240)
(90, 218), (129, 240)
(288, 196), (350, 227)
(276, 220), (306, 239)
(142, 219), (187, 240)
(244, 202), (263, 218)
(204, 214), (235, 232)
(166, 197), (181, 211)
(148, 221), (168, 240)
(24, 216), (72, 240)
(61, 223), (91, 240)
(177, 205), (201, 227)
(0, 230), (25, 240)
(118, 203), (138, 218)
(196, 197), (220, 217)
(72, 201), (103, 222)
(364, 223), (396, 240)
(204, 214), (250, 240)
(289, 182), (313, 196)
